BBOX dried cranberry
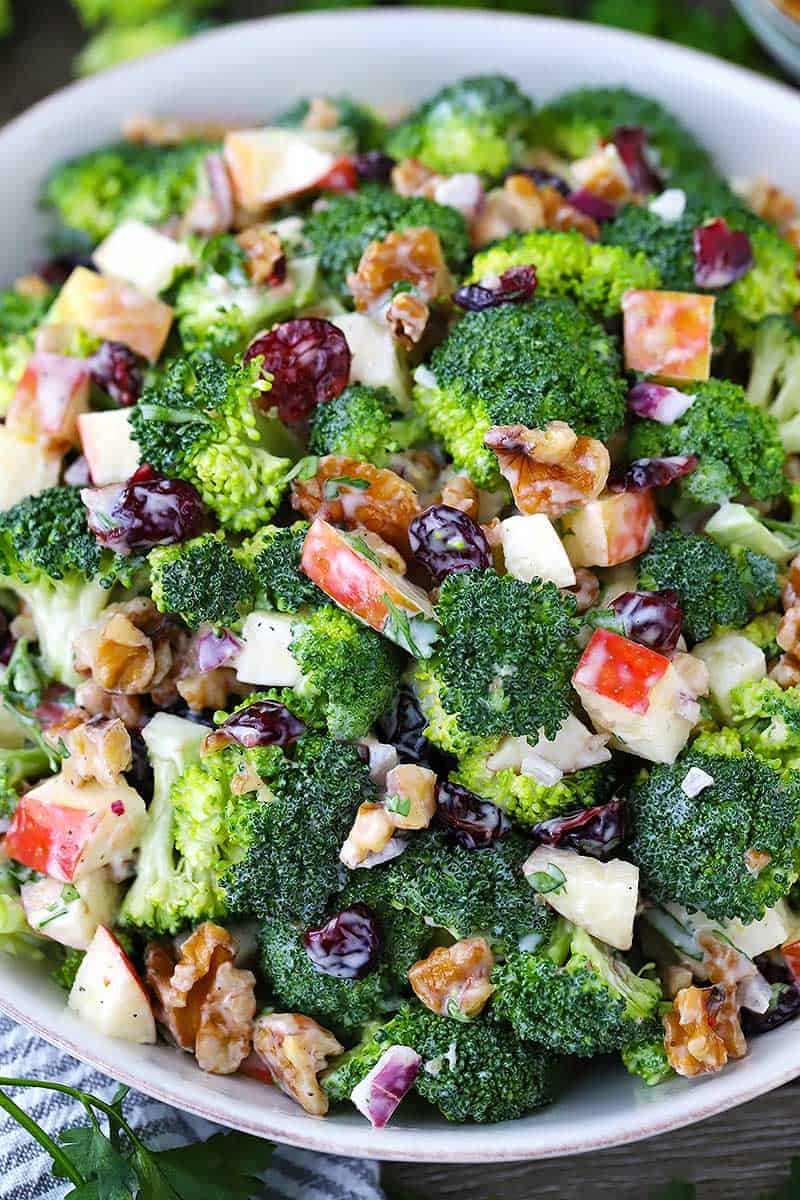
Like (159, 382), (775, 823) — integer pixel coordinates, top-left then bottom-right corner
(611, 126), (662, 194)
(219, 699), (305, 749)
(162, 698), (216, 728)
(303, 903), (381, 979)
(83, 468), (208, 554)
(743, 956), (800, 1036)
(532, 797), (626, 862)
(508, 166), (570, 196)
(245, 318), (351, 425)
(609, 589), (683, 653)
(125, 728), (155, 805)
(409, 504), (491, 584)
(36, 252), (92, 287)
(376, 686), (456, 775)
(0, 612), (14, 667)
(452, 265), (537, 312)
(88, 341), (145, 408)
(627, 381), (695, 425)
(608, 455), (697, 493)
(568, 189), (617, 221)
(693, 218), (753, 288)
(436, 780), (509, 849)
(355, 151), (396, 185)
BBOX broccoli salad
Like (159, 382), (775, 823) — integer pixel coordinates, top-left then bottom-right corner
(2, 75), (800, 1128)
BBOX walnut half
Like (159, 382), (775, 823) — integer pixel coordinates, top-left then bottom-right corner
(664, 983), (745, 1078)
(408, 936), (495, 1019)
(252, 1013), (343, 1116)
(484, 421), (610, 517)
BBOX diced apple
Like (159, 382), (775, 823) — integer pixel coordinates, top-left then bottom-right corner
(6, 353), (90, 450)
(573, 629), (696, 763)
(235, 611), (302, 688)
(224, 128), (347, 211)
(332, 313), (410, 405)
(5, 774), (146, 883)
(68, 924), (156, 1043)
(560, 490), (656, 568)
(78, 408), (141, 486)
(500, 513), (575, 587)
(50, 267), (173, 362)
(692, 632), (766, 720)
(301, 519), (437, 654)
(621, 289), (715, 382)
(21, 868), (121, 950)
(93, 219), (195, 297)
(0, 427), (62, 511)
(523, 845), (639, 951)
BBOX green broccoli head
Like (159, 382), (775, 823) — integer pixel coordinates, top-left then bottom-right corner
(431, 568), (579, 740)
(414, 297), (626, 487)
(338, 868), (431, 992)
(471, 229), (659, 318)
(129, 352), (302, 532)
(746, 316), (800, 453)
(621, 1032), (674, 1087)
(222, 735), (375, 925)
(308, 384), (427, 465)
(492, 920), (662, 1057)
(728, 217), (800, 342)
(629, 749), (800, 923)
(73, 13), (206, 77)
(638, 528), (778, 645)
(43, 139), (215, 244)
(0, 745), (51, 821)
(175, 233), (319, 360)
(532, 86), (712, 177)
(240, 521), (324, 614)
(51, 946), (86, 992)
(0, 286), (53, 338)
(387, 74), (535, 179)
(71, 0), (217, 24)
(627, 378), (785, 506)
(303, 183), (470, 300)
(725, 677), (800, 774)
(274, 93), (385, 151)
(149, 532), (255, 630)
(290, 605), (402, 740)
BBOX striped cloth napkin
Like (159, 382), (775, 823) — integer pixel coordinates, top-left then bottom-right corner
(0, 1013), (384, 1200)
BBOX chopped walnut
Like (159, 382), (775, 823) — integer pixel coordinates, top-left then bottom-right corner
(778, 606), (800, 657)
(252, 1012), (343, 1116)
(177, 667), (238, 714)
(291, 455), (421, 552)
(74, 598), (187, 697)
(769, 653), (800, 688)
(347, 227), (454, 312)
(437, 474), (480, 521)
(671, 652), (710, 700)
(570, 144), (633, 203)
(744, 847), (772, 875)
(566, 567), (601, 614)
(384, 763), (437, 830)
(740, 174), (797, 229)
(59, 716), (132, 788)
(385, 291), (430, 346)
(74, 681), (148, 730)
(340, 802), (396, 868)
(484, 421), (610, 517)
(388, 449), (442, 499)
(472, 175), (598, 248)
(237, 225), (286, 286)
(408, 937), (495, 1019)
(302, 96), (341, 132)
(391, 158), (439, 198)
(664, 984), (745, 1077)
(145, 922), (256, 1075)
(784, 556), (800, 611)
(122, 113), (245, 146)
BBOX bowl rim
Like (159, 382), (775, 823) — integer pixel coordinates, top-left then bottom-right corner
(3, 6), (800, 1162)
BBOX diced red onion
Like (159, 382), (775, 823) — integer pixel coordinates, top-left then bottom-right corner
(64, 454), (92, 487)
(627, 382), (695, 425)
(609, 589), (683, 654)
(567, 189), (617, 221)
(607, 455), (698, 493)
(611, 126), (663, 194)
(693, 218), (753, 288)
(738, 970), (776, 1015)
(193, 624), (243, 674)
(350, 1045), (421, 1128)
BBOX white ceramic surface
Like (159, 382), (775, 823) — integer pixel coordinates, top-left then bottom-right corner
(2, 10), (800, 1161)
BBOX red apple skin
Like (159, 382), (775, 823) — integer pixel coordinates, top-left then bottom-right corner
(782, 939), (800, 984)
(604, 491), (657, 566)
(622, 289), (715, 382)
(7, 353), (90, 451)
(5, 796), (101, 882)
(573, 629), (670, 715)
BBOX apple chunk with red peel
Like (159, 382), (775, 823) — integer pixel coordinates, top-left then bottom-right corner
(5, 774), (146, 883)
(50, 267), (173, 362)
(78, 408), (141, 486)
(6, 353), (90, 451)
(560, 491), (656, 568)
(68, 925), (156, 1044)
(224, 128), (346, 212)
(621, 289), (715, 382)
(20, 869), (121, 951)
(301, 519), (438, 656)
(573, 629), (696, 764)
(0, 428), (62, 511)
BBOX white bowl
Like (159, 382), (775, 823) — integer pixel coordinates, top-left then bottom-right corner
(2, 9), (800, 1162)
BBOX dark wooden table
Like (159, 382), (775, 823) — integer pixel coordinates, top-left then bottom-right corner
(3, 4), (799, 1195)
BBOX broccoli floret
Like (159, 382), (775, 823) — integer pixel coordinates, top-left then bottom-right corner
(149, 532), (255, 630)
(746, 316), (800, 453)
(43, 140), (215, 245)
(0, 486), (138, 685)
(0, 745), (51, 820)
(728, 217), (800, 342)
(338, 868), (431, 992)
(377, 829), (554, 954)
(71, 0), (216, 24)
(724, 678), (800, 775)
(604, 203), (699, 290)
(386, 75), (535, 179)
(51, 946), (85, 992)
(129, 352), (302, 532)
(289, 605), (402, 740)
(0, 286), (53, 337)
(628, 378), (785, 506)
(471, 229), (659, 318)
(621, 1032), (674, 1086)
(308, 384), (427, 465)
(0, 0), (11, 37)
(240, 521), (324, 613)
(638, 528), (778, 644)
(223, 735), (375, 925)
(412, 658), (481, 760)
(414, 297), (626, 487)
(492, 920), (662, 1057)
(175, 233), (319, 360)
(323, 1001), (559, 1123)
(74, 13), (207, 76)
(629, 749), (800, 923)
(303, 183), (469, 301)
(274, 94), (385, 151)
(532, 86), (712, 178)
(429, 568), (579, 740)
